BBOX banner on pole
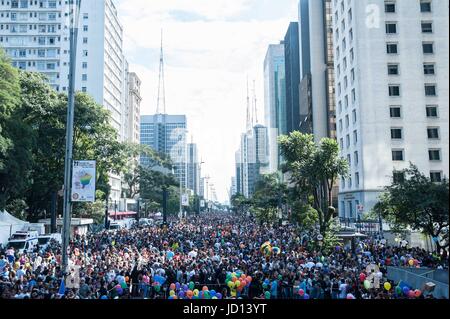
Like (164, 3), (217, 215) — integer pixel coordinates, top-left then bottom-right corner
(200, 200), (205, 208)
(71, 160), (96, 202)
(182, 194), (190, 207)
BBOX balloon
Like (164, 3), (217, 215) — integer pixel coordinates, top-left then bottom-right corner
(232, 277), (237, 283)
(235, 281), (241, 288)
(408, 259), (414, 266)
(101, 295), (108, 300)
(168, 296), (175, 300)
(413, 259), (419, 266)
(228, 281), (234, 288)
(414, 290), (422, 298)
(115, 284), (121, 289)
(121, 282), (127, 289)
(183, 284), (188, 291)
(265, 291), (271, 299)
(359, 273), (366, 282)
(210, 290), (216, 297)
(299, 289), (305, 296)
(246, 276), (252, 283)
(169, 290), (175, 296)
(408, 290), (415, 298)
(402, 287), (410, 295)
(216, 293), (222, 299)
(240, 280), (247, 287)
(170, 283), (176, 291)
(204, 291), (211, 299)
(189, 282), (195, 290)
(384, 282), (391, 291)
(346, 294), (355, 299)
(187, 290), (194, 298)
(364, 280), (371, 290)
(117, 288), (123, 295)
(175, 282), (181, 291)
(178, 291), (185, 298)
(303, 293), (310, 300)
(154, 285), (161, 292)
(212, 296), (218, 299)
(241, 274), (246, 279)
(395, 286), (402, 295)
(202, 286), (208, 292)
(193, 289), (199, 296)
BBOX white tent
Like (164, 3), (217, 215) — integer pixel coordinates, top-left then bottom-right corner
(0, 211), (30, 246)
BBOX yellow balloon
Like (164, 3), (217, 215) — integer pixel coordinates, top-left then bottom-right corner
(169, 290), (175, 296)
(408, 259), (414, 266)
(384, 282), (391, 291)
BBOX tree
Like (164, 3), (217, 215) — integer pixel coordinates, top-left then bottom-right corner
(374, 163), (449, 253)
(251, 174), (288, 225)
(279, 132), (349, 234)
(230, 194), (251, 215)
(0, 49), (20, 171)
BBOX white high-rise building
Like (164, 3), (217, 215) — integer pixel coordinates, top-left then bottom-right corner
(124, 71), (142, 145)
(0, 0), (129, 201)
(332, 0), (449, 219)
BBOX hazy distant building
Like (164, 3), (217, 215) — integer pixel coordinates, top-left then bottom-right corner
(187, 143), (200, 195)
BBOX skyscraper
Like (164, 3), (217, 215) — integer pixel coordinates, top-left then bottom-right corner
(284, 22), (301, 134)
(264, 42), (287, 173)
(333, 0), (449, 219)
(0, 0), (129, 201)
(124, 72), (142, 145)
(140, 115), (187, 187)
(298, 0), (337, 141)
(187, 143), (200, 195)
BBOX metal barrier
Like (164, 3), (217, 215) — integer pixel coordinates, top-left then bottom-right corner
(386, 266), (449, 299)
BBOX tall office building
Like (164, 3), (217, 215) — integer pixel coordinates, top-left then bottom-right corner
(284, 22), (301, 134)
(298, 0), (337, 141)
(186, 143), (200, 195)
(0, 0), (129, 201)
(140, 114), (187, 187)
(124, 71), (142, 145)
(332, 0), (449, 219)
(264, 42), (287, 173)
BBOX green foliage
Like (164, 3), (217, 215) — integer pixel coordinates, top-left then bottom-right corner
(279, 132), (348, 234)
(230, 194), (251, 215)
(251, 174), (287, 225)
(374, 163), (449, 251)
(0, 50), (21, 170)
(5, 199), (28, 221)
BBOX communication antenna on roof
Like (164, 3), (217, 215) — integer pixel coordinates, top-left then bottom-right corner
(252, 79), (258, 125)
(246, 76), (252, 133)
(156, 29), (166, 115)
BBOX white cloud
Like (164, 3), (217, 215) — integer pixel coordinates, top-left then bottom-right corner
(116, 0), (298, 202)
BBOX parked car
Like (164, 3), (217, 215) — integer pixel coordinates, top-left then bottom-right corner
(7, 231), (39, 254)
(38, 233), (62, 252)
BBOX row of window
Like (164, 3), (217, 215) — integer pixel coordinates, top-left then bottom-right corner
(4, 0), (60, 8)
(0, 23), (61, 33)
(1, 11), (60, 20)
(386, 41), (435, 55)
(390, 127), (440, 140)
(387, 63), (435, 76)
(390, 105), (439, 119)
(385, 21), (434, 34)
(384, 1), (433, 14)
(388, 84), (438, 97)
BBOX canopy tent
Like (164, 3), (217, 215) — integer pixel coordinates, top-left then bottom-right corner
(0, 211), (30, 246)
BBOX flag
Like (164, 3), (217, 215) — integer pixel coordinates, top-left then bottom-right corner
(58, 278), (66, 296)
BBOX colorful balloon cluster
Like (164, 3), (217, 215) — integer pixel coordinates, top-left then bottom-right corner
(168, 282), (223, 300)
(226, 272), (252, 296)
(260, 242), (281, 258)
(395, 285), (422, 298)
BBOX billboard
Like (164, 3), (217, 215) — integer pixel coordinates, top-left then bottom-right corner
(71, 161), (96, 202)
(182, 194), (190, 207)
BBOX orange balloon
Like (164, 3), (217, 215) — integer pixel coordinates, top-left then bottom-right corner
(246, 276), (252, 283)
(240, 280), (247, 287)
(232, 277), (237, 282)
(202, 286), (208, 292)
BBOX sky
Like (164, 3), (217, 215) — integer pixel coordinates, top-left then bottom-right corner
(116, 0), (299, 203)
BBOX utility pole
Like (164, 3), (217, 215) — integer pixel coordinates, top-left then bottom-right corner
(62, 0), (81, 271)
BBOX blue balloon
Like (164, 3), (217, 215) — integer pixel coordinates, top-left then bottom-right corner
(100, 295), (108, 300)
(183, 284), (188, 291)
(402, 287), (410, 295)
(216, 293), (222, 299)
(304, 293), (310, 300)
(175, 282), (181, 291)
(179, 291), (185, 298)
(210, 290), (216, 297)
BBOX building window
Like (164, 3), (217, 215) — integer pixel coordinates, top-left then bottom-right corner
(387, 43), (398, 54)
(389, 85), (400, 96)
(353, 130), (358, 144)
(427, 127), (440, 139)
(421, 22), (433, 33)
(346, 135), (350, 148)
(388, 64), (399, 75)
(429, 149), (441, 161)
(420, 1), (432, 12)
(83, 37), (88, 44)
(354, 151), (359, 166)
(81, 87), (87, 92)
(83, 25), (88, 32)
(392, 149), (404, 161)
(355, 172), (360, 187)
(345, 115), (349, 128)
(348, 201), (353, 217)
(352, 109), (357, 123)
(83, 50), (88, 57)
(82, 62), (87, 69)
(390, 106), (401, 118)
(423, 42), (434, 54)
(393, 171), (405, 183)
(426, 105), (438, 118)
(82, 74), (87, 81)
(391, 128), (403, 139)
(385, 2), (396, 12)
(347, 154), (351, 166)
(425, 84), (436, 96)
(386, 22), (397, 34)
(424, 63), (435, 75)
(430, 172), (442, 183)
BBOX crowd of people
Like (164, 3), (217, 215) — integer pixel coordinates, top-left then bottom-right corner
(0, 213), (447, 300)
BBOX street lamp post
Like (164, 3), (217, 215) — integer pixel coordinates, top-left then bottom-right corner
(61, 0), (81, 272)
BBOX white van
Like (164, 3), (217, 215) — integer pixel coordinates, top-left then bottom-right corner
(38, 233), (62, 251)
(7, 231), (39, 254)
